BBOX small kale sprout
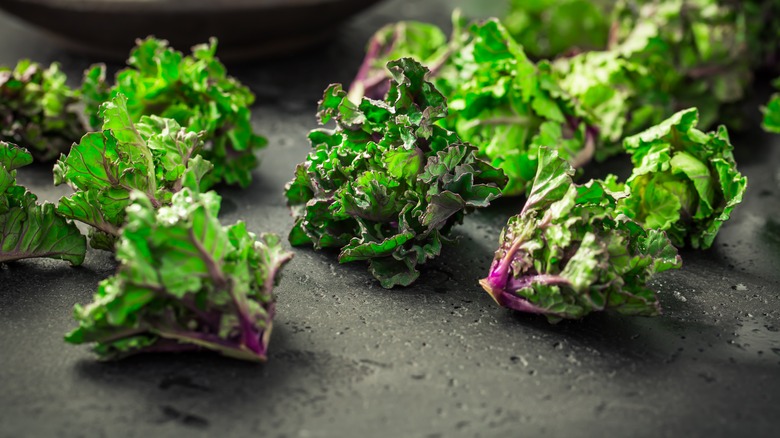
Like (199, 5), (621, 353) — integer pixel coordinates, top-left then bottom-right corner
(504, 0), (611, 59)
(440, 20), (593, 196)
(0, 60), (84, 162)
(617, 108), (747, 249)
(0, 142), (85, 265)
(286, 58), (507, 288)
(611, 0), (753, 129)
(481, 148), (681, 322)
(66, 189), (293, 361)
(54, 94), (212, 251)
(82, 37), (266, 189)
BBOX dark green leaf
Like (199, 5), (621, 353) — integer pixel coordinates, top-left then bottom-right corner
(287, 58), (506, 288)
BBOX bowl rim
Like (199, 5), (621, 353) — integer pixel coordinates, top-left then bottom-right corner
(0, 0), (354, 13)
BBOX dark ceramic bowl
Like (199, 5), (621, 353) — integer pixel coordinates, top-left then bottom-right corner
(0, 0), (383, 60)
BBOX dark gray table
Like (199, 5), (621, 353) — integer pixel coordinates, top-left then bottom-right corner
(1, 1), (779, 437)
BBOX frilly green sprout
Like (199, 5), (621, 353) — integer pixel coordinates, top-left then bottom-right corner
(54, 94), (212, 251)
(0, 60), (84, 161)
(65, 188), (293, 361)
(618, 108), (747, 249)
(481, 147), (681, 322)
(81, 37), (265, 189)
(287, 58), (506, 288)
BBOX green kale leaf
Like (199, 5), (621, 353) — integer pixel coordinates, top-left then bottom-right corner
(440, 19), (591, 196)
(54, 94), (212, 251)
(0, 142), (85, 265)
(349, 19), (456, 101)
(480, 147), (681, 322)
(0, 60), (84, 162)
(762, 78), (780, 134)
(552, 50), (671, 159)
(65, 188), (292, 361)
(504, 0), (611, 59)
(611, 0), (753, 129)
(741, 0), (780, 69)
(350, 2), (776, 197)
(81, 37), (265, 189)
(286, 58), (506, 288)
(618, 108), (747, 249)
(350, 19), (600, 196)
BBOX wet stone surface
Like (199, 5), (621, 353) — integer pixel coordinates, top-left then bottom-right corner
(1, 1), (780, 437)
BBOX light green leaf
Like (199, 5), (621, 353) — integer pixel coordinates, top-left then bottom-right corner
(66, 188), (293, 361)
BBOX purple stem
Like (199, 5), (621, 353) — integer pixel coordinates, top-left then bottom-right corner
(484, 239), (524, 292)
(186, 228), (266, 357)
(348, 33), (389, 101)
(607, 20), (620, 51)
(570, 125), (597, 169)
(215, 280), (265, 357)
(479, 278), (548, 315)
(157, 327), (268, 362)
(480, 274), (571, 314)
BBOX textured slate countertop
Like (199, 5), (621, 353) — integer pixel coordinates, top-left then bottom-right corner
(1, 1), (779, 437)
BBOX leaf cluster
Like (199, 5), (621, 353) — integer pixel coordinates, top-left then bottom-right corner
(0, 39), (293, 362)
(439, 20), (591, 196)
(503, 0), (611, 59)
(65, 189), (293, 361)
(82, 37), (266, 189)
(616, 108), (747, 249)
(0, 60), (84, 161)
(54, 94), (212, 251)
(480, 148), (681, 322)
(286, 58), (506, 288)
(611, 0), (755, 129)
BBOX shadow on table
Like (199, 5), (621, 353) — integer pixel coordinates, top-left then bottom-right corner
(71, 323), (375, 431)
